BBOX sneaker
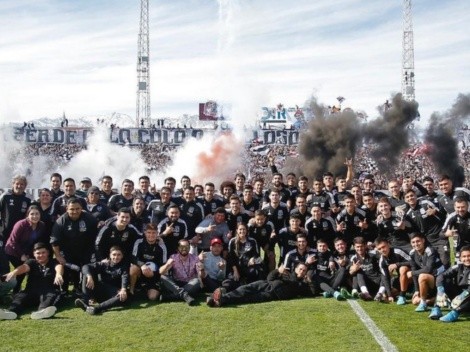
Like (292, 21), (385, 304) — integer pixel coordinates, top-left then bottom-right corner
(360, 292), (373, 301)
(183, 293), (196, 306)
(451, 290), (469, 310)
(396, 296), (406, 305)
(0, 309), (17, 320)
(340, 288), (352, 299)
(415, 302), (427, 312)
(374, 293), (384, 302)
(86, 306), (97, 315)
(428, 307), (443, 320)
(351, 289), (360, 299)
(31, 306), (57, 320)
(333, 291), (345, 301)
(439, 310), (459, 323)
(75, 298), (88, 312)
(322, 291), (333, 298)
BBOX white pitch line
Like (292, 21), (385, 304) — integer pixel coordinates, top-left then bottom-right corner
(348, 300), (399, 352)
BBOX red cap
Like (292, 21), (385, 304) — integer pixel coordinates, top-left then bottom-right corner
(210, 238), (223, 246)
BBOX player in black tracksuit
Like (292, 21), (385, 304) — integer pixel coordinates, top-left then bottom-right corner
(404, 190), (449, 267)
(429, 246), (470, 322)
(76, 246), (129, 315)
(50, 199), (98, 291)
(130, 223), (167, 299)
(376, 197), (413, 253)
(375, 237), (411, 303)
(305, 205), (336, 249)
(349, 237), (386, 300)
(2, 243), (63, 319)
(442, 197), (470, 263)
(207, 263), (314, 307)
(248, 210), (276, 271)
(409, 233), (445, 309)
(95, 209), (141, 262)
(313, 239), (348, 299)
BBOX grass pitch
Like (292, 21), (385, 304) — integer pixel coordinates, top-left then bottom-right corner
(0, 294), (467, 352)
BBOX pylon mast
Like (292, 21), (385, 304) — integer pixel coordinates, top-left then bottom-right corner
(401, 0), (415, 101)
(136, 0), (150, 127)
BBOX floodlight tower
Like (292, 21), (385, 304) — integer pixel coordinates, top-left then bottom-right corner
(136, 0), (150, 127)
(401, 0), (415, 101)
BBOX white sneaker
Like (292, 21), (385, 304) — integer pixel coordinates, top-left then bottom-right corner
(31, 306), (57, 320)
(0, 309), (17, 320)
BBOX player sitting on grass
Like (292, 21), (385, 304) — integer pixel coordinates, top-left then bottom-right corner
(428, 246), (470, 322)
(349, 236), (390, 302)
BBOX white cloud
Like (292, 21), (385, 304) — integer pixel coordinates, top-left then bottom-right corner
(0, 0), (469, 125)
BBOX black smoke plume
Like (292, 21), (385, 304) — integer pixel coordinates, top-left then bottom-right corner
(425, 93), (470, 186)
(363, 93), (419, 174)
(289, 97), (362, 179)
(287, 94), (419, 180)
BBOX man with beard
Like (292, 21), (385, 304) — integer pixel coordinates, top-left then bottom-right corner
(159, 239), (200, 305)
(50, 178), (87, 220)
(50, 198), (98, 293)
(157, 205), (189, 256)
(442, 197), (470, 263)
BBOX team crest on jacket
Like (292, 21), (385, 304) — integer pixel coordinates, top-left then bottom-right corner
(79, 221), (86, 232)
(21, 201), (27, 212)
(277, 210), (283, 219)
(122, 232), (129, 241)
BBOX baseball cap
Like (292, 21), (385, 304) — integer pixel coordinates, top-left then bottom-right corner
(81, 177), (92, 183)
(210, 238), (223, 246)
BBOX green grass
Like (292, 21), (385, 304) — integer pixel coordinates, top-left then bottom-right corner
(0, 294), (467, 352)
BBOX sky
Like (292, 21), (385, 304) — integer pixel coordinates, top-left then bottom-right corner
(0, 0), (469, 127)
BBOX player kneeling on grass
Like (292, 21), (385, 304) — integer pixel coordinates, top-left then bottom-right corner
(375, 237), (411, 305)
(75, 246), (129, 315)
(349, 237), (390, 302)
(428, 246), (470, 322)
(0, 242), (63, 320)
(129, 224), (167, 301)
(207, 262), (313, 307)
(408, 233), (445, 312)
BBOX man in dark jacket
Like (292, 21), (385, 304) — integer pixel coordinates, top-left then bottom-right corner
(206, 262), (312, 307)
